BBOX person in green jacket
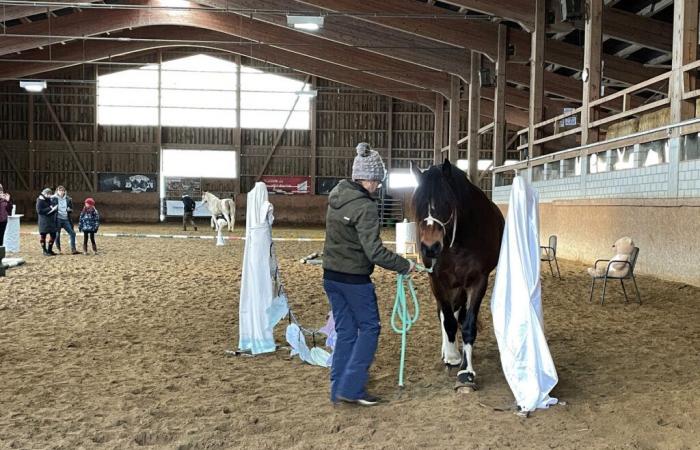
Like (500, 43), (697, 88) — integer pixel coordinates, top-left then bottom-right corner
(323, 142), (414, 406)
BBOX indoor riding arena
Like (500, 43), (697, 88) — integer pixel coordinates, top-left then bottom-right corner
(1, 1), (699, 449)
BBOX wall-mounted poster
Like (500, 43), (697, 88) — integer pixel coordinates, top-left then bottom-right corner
(99, 173), (157, 193)
(261, 176), (311, 194)
(165, 177), (202, 197)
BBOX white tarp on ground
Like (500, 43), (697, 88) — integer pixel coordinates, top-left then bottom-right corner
(491, 176), (558, 412)
(238, 182), (282, 355)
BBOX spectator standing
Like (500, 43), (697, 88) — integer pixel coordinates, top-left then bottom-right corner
(0, 184), (12, 246)
(36, 187), (59, 256)
(53, 185), (80, 254)
(78, 197), (100, 255)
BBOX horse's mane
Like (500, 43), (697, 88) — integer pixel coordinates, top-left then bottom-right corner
(411, 162), (484, 223)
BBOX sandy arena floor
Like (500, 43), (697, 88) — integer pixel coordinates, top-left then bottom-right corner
(1, 222), (699, 449)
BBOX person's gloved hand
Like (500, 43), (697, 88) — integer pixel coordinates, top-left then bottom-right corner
(406, 259), (416, 274)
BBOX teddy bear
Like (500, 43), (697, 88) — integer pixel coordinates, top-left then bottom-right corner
(587, 236), (635, 278)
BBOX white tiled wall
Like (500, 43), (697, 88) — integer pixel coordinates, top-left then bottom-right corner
(678, 159), (700, 197)
(493, 137), (700, 204)
(532, 176), (582, 201)
(585, 164), (669, 199)
(494, 165), (672, 204)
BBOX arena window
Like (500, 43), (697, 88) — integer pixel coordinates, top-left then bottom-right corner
(97, 54), (310, 129)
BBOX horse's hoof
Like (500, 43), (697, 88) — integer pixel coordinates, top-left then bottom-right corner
(454, 382), (478, 393)
(457, 370), (476, 385)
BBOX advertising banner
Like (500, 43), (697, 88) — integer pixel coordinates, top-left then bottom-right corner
(261, 176), (311, 194)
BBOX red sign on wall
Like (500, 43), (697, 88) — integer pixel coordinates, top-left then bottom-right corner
(260, 176), (311, 194)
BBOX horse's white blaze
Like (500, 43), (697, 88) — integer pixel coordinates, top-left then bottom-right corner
(459, 343), (475, 377)
(440, 311), (461, 365)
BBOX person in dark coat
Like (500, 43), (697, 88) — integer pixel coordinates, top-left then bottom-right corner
(182, 194), (197, 231)
(322, 142), (414, 407)
(0, 184), (13, 246)
(36, 187), (59, 256)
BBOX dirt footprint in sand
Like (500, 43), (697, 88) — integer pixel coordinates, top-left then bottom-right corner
(133, 430), (175, 446)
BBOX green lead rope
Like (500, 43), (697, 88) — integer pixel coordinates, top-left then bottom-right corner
(391, 264), (431, 387)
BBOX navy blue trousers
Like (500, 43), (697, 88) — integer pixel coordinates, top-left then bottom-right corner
(323, 279), (381, 402)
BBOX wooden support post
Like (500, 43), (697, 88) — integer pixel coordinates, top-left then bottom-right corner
(448, 74), (461, 164)
(434, 93), (444, 165)
(235, 55), (242, 195)
(387, 96), (393, 172)
(528, 0), (545, 158)
(310, 76), (317, 195)
(670, 0), (699, 126)
(581, 0), (603, 145)
(493, 24), (507, 168)
(28, 93), (34, 191)
(42, 94), (95, 192)
(157, 49), (163, 214)
(93, 64), (99, 191)
(467, 51), (481, 182)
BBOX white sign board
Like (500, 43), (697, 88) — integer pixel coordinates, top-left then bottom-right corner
(166, 200), (212, 217)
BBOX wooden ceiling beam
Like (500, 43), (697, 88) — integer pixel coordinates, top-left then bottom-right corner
(435, 1), (672, 53)
(0, 0), (101, 22)
(0, 27), (436, 108)
(293, 0), (663, 85)
(198, 0), (472, 78)
(0, 1), (451, 96)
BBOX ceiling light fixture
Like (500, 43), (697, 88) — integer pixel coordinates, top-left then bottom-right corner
(19, 80), (47, 93)
(286, 15), (324, 31)
(294, 89), (318, 97)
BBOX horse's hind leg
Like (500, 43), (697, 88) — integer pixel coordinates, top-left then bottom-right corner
(457, 276), (488, 386)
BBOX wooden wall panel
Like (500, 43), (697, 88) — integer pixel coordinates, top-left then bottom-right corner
(1, 49), (437, 199)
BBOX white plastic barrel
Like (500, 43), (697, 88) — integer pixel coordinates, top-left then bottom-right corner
(395, 219), (417, 256)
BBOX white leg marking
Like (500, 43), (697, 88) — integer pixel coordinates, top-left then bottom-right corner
(440, 311), (462, 365)
(457, 343), (475, 377)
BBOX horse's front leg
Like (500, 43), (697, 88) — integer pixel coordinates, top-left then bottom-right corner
(457, 276), (488, 387)
(438, 302), (461, 366)
(210, 216), (216, 229)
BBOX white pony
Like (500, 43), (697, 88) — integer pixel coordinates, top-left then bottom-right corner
(202, 192), (236, 232)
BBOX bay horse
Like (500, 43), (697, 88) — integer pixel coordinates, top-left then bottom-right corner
(410, 159), (504, 388)
(202, 192), (236, 232)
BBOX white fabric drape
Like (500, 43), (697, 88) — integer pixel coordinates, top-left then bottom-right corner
(238, 182), (279, 355)
(491, 176), (558, 412)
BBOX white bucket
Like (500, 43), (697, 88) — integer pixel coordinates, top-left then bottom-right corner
(395, 219), (417, 256)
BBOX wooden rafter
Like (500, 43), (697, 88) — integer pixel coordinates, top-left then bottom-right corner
(292, 0), (662, 85)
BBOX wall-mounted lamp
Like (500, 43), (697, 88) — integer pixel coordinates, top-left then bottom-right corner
(19, 80), (47, 93)
(286, 15), (324, 31)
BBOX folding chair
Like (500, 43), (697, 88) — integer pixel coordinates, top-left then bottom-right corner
(540, 235), (560, 278)
(589, 246), (642, 305)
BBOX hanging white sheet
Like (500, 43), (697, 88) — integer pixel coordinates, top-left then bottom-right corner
(238, 182), (282, 355)
(491, 176), (558, 412)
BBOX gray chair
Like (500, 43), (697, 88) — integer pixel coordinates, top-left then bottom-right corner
(540, 235), (561, 278)
(589, 246), (641, 305)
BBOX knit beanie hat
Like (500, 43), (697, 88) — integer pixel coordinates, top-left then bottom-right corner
(85, 197), (95, 206)
(352, 143), (386, 182)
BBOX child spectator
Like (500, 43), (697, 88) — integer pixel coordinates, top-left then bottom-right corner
(78, 197), (100, 255)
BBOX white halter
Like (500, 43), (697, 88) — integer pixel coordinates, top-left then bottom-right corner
(424, 203), (458, 248)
